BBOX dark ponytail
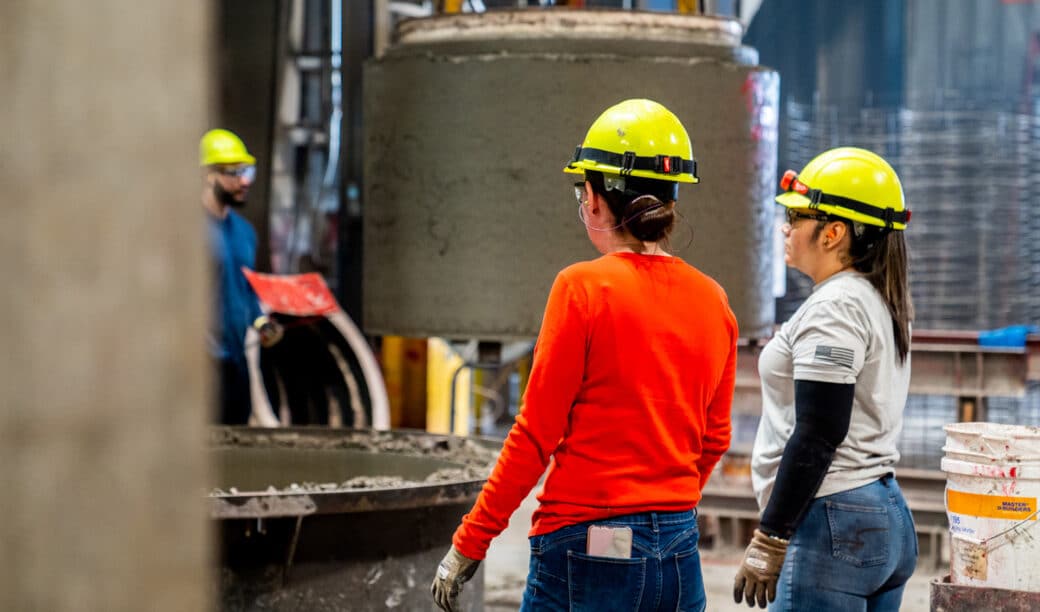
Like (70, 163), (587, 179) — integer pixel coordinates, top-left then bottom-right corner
(847, 226), (914, 363)
(585, 171), (677, 248)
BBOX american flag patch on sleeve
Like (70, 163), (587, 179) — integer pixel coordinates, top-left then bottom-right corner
(814, 345), (855, 368)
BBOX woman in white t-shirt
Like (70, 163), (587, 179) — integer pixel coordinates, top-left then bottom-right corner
(733, 147), (917, 611)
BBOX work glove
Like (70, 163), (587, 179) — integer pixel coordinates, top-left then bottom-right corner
(253, 315), (284, 348)
(733, 528), (789, 608)
(431, 545), (481, 612)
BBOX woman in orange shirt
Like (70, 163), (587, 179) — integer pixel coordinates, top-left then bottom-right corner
(431, 99), (738, 612)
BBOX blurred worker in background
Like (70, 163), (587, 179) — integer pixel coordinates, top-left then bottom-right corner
(200, 128), (282, 424)
(734, 147), (917, 610)
(432, 99), (738, 612)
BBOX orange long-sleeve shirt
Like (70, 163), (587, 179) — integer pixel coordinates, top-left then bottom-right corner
(453, 252), (737, 560)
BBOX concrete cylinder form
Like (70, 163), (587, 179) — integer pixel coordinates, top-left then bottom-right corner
(363, 9), (779, 339)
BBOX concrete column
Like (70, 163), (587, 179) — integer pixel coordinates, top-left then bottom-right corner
(0, 3), (212, 611)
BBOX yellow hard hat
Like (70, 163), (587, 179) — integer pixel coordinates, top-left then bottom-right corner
(776, 147), (910, 230)
(564, 99), (698, 185)
(199, 129), (256, 167)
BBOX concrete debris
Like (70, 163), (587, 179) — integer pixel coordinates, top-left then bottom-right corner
(208, 428), (498, 496)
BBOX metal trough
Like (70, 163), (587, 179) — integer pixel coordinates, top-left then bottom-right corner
(210, 427), (497, 611)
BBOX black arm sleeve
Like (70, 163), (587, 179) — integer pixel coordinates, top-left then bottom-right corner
(758, 380), (855, 539)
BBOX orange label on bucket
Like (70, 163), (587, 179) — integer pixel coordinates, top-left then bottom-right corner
(947, 489), (1037, 520)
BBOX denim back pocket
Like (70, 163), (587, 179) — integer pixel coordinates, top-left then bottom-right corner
(674, 548), (706, 612)
(567, 550), (646, 612)
(530, 527), (588, 587)
(825, 500), (889, 567)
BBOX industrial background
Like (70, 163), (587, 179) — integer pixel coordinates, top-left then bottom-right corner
(3, 0), (1040, 610)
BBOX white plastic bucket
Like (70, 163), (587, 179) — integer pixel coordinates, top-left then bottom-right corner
(942, 422), (1040, 592)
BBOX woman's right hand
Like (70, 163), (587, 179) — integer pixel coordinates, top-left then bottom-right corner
(431, 545), (481, 612)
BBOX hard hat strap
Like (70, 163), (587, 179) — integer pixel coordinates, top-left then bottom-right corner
(813, 191), (911, 228)
(571, 147), (698, 181)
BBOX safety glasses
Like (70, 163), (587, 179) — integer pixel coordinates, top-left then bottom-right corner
(217, 165), (257, 181)
(785, 208), (827, 225)
(574, 182), (587, 206)
(781, 170), (835, 225)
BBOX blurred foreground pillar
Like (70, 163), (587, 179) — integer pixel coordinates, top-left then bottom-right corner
(0, 3), (212, 611)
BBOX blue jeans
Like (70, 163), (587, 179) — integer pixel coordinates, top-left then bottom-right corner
(771, 476), (918, 612)
(520, 510), (705, 612)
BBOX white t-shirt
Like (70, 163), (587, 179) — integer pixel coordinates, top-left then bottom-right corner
(751, 270), (910, 510)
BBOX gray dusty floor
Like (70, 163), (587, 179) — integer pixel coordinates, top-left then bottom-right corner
(483, 487), (945, 611)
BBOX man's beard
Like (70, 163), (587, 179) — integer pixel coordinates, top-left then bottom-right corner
(214, 181), (246, 208)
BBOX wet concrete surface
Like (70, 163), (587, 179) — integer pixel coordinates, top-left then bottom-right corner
(483, 486), (946, 611)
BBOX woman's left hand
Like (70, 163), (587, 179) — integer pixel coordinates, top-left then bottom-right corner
(733, 529), (788, 608)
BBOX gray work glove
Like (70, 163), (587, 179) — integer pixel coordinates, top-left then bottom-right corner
(431, 545), (480, 612)
(733, 528), (789, 608)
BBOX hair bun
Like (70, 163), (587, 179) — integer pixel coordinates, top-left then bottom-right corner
(624, 195), (674, 242)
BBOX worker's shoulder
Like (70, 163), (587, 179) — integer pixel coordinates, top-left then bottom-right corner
(226, 209), (258, 233)
(557, 254), (667, 279)
(809, 273), (878, 310)
(562, 256), (729, 298)
(554, 259), (594, 284)
(676, 259), (730, 299)
(798, 276), (882, 330)
(556, 255), (622, 281)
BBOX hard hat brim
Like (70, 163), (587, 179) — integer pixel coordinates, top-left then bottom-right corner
(201, 152), (257, 167)
(562, 161), (699, 184)
(775, 191), (808, 208)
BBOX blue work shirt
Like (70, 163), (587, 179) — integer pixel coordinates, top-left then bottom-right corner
(208, 209), (263, 365)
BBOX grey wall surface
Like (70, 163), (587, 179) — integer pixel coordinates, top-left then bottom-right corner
(0, 3), (212, 610)
(905, 0), (1040, 108)
(364, 12), (778, 340)
(215, 0), (282, 272)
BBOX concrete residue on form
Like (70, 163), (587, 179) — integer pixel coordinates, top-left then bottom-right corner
(208, 429), (499, 496)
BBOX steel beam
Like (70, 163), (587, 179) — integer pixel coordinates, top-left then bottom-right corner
(734, 331), (1040, 417)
